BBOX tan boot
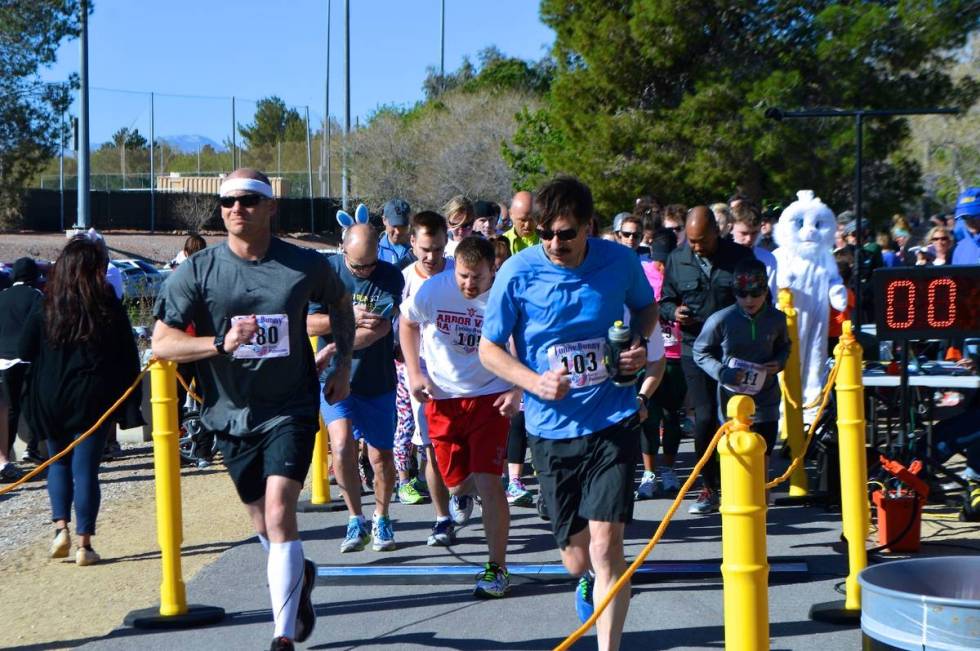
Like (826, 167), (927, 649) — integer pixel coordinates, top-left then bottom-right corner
(50, 528), (70, 559)
(75, 546), (100, 566)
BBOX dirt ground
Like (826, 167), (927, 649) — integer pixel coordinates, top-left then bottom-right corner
(0, 445), (254, 651)
(0, 230), (337, 267)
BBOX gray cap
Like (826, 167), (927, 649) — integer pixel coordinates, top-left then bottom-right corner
(612, 212), (632, 232)
(383, 199), (411, 226)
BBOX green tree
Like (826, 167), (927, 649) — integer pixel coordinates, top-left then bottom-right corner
(515, 1), (978, 221)
(238, 96), (307, 148)
(0, 0), (86, 225)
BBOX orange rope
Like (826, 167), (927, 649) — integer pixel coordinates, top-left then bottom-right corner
(0, 362), (151, 496)
(553, 422), (732, 651)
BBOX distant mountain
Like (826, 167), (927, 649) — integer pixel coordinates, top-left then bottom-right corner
(158, 135), (227, 154)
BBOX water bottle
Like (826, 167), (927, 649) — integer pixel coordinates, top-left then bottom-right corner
(606, 320), (637, 387)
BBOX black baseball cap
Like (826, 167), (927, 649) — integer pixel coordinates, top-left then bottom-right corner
(12, 257), (39, 282)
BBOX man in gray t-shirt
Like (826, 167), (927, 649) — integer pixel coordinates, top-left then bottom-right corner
(152, 168), (355, 650)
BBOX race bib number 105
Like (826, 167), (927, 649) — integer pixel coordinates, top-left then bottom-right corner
(547, 338), (609, 389)
(231, 314), (290, 360)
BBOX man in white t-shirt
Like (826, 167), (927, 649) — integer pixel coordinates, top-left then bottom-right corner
(396, 211), (455, 545)
(400, 236), (521, 599)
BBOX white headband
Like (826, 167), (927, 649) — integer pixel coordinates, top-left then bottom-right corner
(219, 177), (274, 198)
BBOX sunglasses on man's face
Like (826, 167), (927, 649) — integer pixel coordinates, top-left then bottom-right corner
(619, 230), (641, 240)
(220, 194), (264, 209)
(735, 289), (765, 299)
(345, 255), (378, 272)
(536, 226), (579, 242)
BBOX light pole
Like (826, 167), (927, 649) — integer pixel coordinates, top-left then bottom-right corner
(764, 106), (959, 330)
(75, 0), (91, 231)
(342, 0), (350, 211)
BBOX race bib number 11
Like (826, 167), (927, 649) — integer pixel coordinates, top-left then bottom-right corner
(547, 338), (609, 389)
(231, 314), (290, 360)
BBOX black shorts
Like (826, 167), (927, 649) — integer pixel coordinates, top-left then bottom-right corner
(216, 418), (317, 504)
(755, 421), (778, 456)
(528, 415), (641, 549)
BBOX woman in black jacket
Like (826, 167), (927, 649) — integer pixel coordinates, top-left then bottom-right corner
(19, 236), (143, 566)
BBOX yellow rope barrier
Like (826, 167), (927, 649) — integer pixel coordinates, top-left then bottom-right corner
(553, 422), (732, 651)
(0, 361), (152, 496)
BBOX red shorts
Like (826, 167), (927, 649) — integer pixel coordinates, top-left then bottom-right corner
(424, 392), (509, 488)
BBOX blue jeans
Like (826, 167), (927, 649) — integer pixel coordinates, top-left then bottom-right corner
(932, 407), (980, 479)
(46, 424), (110, 535)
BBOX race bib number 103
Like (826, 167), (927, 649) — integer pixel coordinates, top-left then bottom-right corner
(231, 314), (290, 360)
(547, 338), (609, 389)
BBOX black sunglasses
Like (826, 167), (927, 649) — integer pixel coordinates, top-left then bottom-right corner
(619, 230), (641, 240)
(345, 255), (378, 272)
(536, 226), (579, 241)
(735, 288), (765, 298)
(220, 194), (264, 209)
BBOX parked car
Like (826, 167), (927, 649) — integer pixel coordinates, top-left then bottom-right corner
(109, 259), (164, 300)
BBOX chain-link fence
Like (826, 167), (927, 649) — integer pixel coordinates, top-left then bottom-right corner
(27, 87), (347, 232)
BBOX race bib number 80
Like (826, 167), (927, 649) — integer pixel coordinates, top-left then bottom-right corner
(231, 314), (290, 360)
(547, 338), (608, 389)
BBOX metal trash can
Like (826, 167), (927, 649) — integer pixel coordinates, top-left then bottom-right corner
(859, 556), (980, 650)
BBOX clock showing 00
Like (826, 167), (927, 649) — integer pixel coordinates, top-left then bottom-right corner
(872, 266), (980, 339)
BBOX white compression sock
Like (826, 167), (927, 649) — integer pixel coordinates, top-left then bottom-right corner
(258, 534), (270, 552)
(268, 540), (304, 639)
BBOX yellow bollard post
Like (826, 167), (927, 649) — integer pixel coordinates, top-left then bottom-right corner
(810, 320), (866, 625)
(720, 395), (770, 651)
(125, 359), (225, 629)
(298, 337), (345, 512)
(776, 288), (808, 498)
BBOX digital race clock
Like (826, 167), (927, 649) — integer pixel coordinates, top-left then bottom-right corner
(872, 265), (980, 339)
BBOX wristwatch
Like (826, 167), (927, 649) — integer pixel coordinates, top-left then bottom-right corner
(213, 332), (229, 356)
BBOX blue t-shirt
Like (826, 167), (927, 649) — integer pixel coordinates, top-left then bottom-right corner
(482, 238), (655, 440)
(315, 255), (404, 397)
(952, 231), (980, 265)
(378, 233), (412, 267)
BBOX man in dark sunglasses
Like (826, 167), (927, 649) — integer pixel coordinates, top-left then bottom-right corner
(480, 176), (657, 651)
(311, 224), (405, 557)
(152, 167), (355, 650)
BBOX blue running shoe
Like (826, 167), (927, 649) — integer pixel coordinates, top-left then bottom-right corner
(575, 573), (595, 623)
(427, 518), (456, 546)
(372, 515), (396, 551)
(339, 517), (370, 553)
(449, 494), (474, 526)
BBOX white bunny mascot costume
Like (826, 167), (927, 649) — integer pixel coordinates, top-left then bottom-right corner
(773, 191), (849, 411)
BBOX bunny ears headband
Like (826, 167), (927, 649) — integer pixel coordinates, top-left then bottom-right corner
(336, 203), (370, 230)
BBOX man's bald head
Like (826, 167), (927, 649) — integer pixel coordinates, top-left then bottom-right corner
(685, 205), (720, 258)
(343, 223), (380, 278)
(226, 167), (272, 185)
(510, 191), (535, 237)
(343, 223), (378, 254)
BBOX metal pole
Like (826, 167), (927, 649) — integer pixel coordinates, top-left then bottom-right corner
(59, 109), (65, 231)
(342, 0), (350, 211)
(76, 0), (91, 230)
(150, 92), (156, 233)
(231, 96), (237, 169)
(440, 0), (445, 89)
(853, 113), (863, 330)
(305, 106), (315, 233)
(328, 0), (330, 197)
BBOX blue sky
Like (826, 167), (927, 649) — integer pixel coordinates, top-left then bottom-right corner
(39, 0), (554, 146)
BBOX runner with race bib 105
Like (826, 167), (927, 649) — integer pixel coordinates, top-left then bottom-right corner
(400, 235), (521, 599)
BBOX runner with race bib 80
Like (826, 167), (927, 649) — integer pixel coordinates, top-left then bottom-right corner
(479, 176), (658, 651)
